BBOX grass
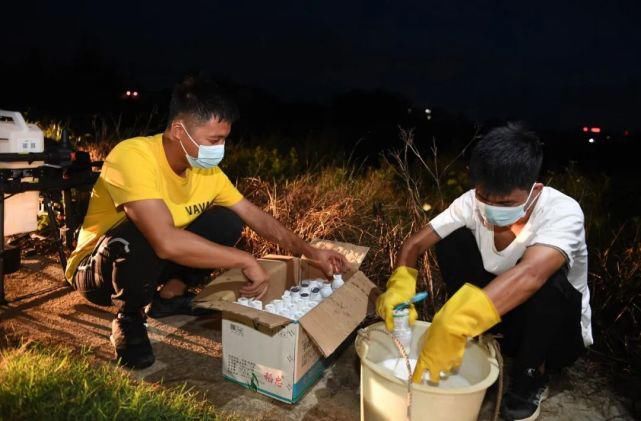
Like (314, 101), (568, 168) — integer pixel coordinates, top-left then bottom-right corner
(0, 343), (235, 421)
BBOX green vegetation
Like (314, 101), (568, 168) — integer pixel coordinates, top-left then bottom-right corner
(0, 344), (234, 421)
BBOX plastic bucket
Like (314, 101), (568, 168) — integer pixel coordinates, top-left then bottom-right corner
(356, 321), (499, 421)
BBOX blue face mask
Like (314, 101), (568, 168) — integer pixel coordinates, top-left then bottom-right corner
(476, 184), (540, 227)
(179, 122), (225, 169)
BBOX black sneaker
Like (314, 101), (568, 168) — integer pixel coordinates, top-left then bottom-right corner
(145, 291), (214, 319)
(110, 312), (155, 369)
(501, 368), (549, 421)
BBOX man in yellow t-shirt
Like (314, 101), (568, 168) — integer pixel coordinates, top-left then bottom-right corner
(66, 77), (348, 369)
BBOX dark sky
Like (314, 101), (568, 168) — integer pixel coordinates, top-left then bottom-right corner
(4, 0), (641, 129)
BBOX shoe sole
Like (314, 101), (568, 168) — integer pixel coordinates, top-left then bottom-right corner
(513, 387), (549, 421)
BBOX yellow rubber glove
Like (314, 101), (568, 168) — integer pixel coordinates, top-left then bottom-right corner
(376, 266), (419, 332)
(412, 283), (500, 384)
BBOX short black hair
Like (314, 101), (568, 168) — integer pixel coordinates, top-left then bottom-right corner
(469, 122), (543, 195)
(167, 76), (239, 127)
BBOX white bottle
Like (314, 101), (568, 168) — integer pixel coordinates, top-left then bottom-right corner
(310, 287), (322, 302)
(331, 274), (344, 290)
(279, 309), (293, 319)
(272, 299), (284, 312)
(392, 308), (412, 354)
(320, 283), (333, 298)
(282, 295), (293, 306)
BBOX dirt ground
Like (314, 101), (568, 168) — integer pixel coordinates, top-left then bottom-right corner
(0, 255), (635, 420)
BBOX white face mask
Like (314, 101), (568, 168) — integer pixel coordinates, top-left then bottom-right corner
(476, 184), (540, 227)
(179, 122), (225, 169)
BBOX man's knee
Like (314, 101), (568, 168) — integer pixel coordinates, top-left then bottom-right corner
(188, 206), (244, 247)
(435, 227), (475, 255)
(527, 270), (570, 306)
(213, 206), (244, 244)
(436, 228), (492, 292)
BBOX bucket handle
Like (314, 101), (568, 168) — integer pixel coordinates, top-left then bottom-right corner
(477, 334), (505, 421)
(357, 327), (413, 421)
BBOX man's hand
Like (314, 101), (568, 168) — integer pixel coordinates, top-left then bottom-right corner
(376, 266), (419, 331)
(307, 247), (349, 277)
(239, 259), (270, 299)
(412, 283), (500, 384)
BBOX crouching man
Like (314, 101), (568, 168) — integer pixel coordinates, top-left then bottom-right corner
(377, 123), (591, 420)
(65, 77), (347, 369)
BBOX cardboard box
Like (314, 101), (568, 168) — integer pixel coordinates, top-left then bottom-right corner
(194, 240), (379, 403)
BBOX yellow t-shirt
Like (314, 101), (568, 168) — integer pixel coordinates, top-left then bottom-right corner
(65, 133), (244, 282)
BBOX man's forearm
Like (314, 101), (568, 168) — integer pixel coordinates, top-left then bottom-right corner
(161, 228), (254, 270)
(483, 263), (545, 315)
(397, 224), (442, 268)
(397, 240), (422, 268)
(484, 245), (566, 315)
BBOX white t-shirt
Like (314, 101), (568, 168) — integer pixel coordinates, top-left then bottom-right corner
(429, 187), (592, 346)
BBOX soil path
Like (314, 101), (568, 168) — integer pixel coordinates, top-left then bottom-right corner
(0, 256), (633, 420)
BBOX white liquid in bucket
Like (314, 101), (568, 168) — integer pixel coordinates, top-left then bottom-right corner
(379, 358), (472, 389)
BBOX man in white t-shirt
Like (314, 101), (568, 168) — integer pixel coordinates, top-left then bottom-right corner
(377, 123), (590, 421)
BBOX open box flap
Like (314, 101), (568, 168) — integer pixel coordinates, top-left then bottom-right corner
(194, 259), (291, 329)
(298, 270), (381, 357)
(193, 267), (246, 305)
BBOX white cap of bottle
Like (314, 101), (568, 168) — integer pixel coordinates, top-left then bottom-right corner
(332, 274), (344, 290)
(320, 283), (333, 298)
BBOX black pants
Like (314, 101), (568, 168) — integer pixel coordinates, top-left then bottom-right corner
(72, 207), (244, 313)
(435, 228), (585, 373)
